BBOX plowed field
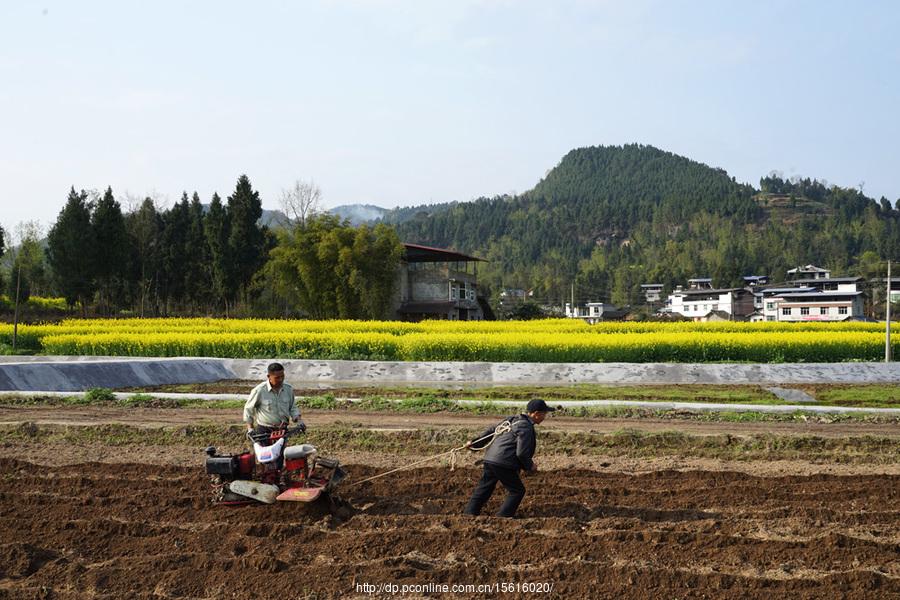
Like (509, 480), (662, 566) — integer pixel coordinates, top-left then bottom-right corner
(2, 456), (899, 599)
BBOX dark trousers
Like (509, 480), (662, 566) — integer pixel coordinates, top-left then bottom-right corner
(464, 463), (526, 518)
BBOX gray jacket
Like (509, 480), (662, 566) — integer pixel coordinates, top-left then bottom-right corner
(471, 414), (536, 472)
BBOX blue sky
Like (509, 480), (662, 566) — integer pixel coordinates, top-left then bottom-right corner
(1, 1), (898, 234)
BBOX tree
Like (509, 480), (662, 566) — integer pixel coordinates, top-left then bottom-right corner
(184, 192), (211, 312)
(504, 301), (546, 320)
(267, 214), (403, 319)
(280, 179), (322, 226)
(47, 188), (96, 312)
(205, 192), (232, 314)
(159, 194), (191, 313)
(91, 187), (130, 315)
(6, 221), (46, 304)
(227, 175), (268, 307)
(0, 225), (5, 292)
(125, 197), (163, 316)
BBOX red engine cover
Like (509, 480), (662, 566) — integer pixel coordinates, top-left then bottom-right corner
(237, 452), (254, 477)
(285, 458), (307, 474)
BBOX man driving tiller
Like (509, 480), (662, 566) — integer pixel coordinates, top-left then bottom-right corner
(205, 361), (344, 505)
(243, 362), (306, 449)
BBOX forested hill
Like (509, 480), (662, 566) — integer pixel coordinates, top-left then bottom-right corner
(389, 144), (900, 308)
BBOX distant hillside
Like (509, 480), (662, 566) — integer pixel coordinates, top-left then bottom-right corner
(328, 204), (389, 226)
(391, 144), (899, 307)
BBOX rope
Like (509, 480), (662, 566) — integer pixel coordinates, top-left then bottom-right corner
(348, 420), (513, 487)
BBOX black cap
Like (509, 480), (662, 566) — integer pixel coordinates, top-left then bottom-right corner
(526, 399), (555, 413)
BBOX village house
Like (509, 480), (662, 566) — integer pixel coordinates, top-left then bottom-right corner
(758, 286), (817, 321)
(764, 290), (865, 321)
(564, 301), (627, 324)
(640, 283), (664, 303)
(393, 243), (490, 321)
(758, 268), (866, 321)
(743, 275), (769, 287)
(687, 277), (713, 289)
(787, 265), (831, 280)
(667, 286), (756, 321)
(885, 278), (900, 303)
(791, 276), (864, 293)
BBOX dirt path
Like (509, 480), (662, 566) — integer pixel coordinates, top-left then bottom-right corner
(3, 405), (900, 437)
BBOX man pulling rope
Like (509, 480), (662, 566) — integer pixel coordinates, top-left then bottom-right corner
(463, 399), (555, 518)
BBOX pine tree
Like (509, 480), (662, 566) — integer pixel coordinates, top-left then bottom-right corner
(204, 192), (232, 314)
(47, 188), (96, 313)
(184, 192), (211, 313)
(125, 198), (163, 316)
(91, 187), (129, 315)
(226, 175), (268, 308)
(159, 193), (191, 313)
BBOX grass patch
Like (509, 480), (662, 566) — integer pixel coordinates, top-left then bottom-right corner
(813, 384), (900, 408)
(4, 390), (900, 424)
(84, 388), (116, 402)
(3, 422), (900, 464)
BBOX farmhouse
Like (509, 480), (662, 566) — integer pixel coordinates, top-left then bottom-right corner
(791, 276), (864, 293)
(640, 283), (664, 303)
(564, 302), (627, 323)
(787, 264), (831, 280)
(766, 290), (865, 322)
(667, 286), (756, 321)
(393, 243), (489, 321)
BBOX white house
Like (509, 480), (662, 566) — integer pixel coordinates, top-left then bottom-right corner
(792, 276), (863, 293)
(564, 302), (626, 323)
(640, 284), (664, 303)
(767, 290), (865, 321)
(787, 265), (831, 280)
(758, 286), (817, 320)
(667, 287), (755, 320)
(687, 278), (713, 290)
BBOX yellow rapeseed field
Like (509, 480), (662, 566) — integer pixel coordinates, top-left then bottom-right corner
(0, 318), (893, 362)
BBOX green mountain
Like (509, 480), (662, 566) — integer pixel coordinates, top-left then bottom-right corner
(392, 144), (899, 307)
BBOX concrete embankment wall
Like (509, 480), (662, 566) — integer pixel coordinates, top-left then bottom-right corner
(2, 357), (900, 392)
(0, 358), (233, 392)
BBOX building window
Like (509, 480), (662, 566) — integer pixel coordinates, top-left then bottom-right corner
(800, 307), (810, 315)
(782, 307), (791, 316)
(820, 307), (828, 315)
(839, 306), (848, 315)
(766, 302), (774, 310)
(766, 316), (775, 321)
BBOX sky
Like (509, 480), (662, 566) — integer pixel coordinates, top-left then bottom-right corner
(1, 0), (899, 237)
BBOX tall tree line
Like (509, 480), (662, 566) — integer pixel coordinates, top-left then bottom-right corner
(45, 175), (271, 316)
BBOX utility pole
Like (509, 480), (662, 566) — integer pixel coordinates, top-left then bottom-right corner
(886, 260), (892, 362)
(12, 262), (21, 351)
(571, 282), (575, 317)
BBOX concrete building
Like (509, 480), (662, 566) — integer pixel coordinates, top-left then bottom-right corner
(758, 287), (817, 321)
(792, 276), (864, 293)
(394, 243), (488, 321)
(885, 278), (900, 303)
(787, 265), (831, 280)
(687, 278), (713, 290)
(743, 275), (769, 287)
(564, 302), (627, 324)
(766, 290), (865, 322)
(640, 283), (664, 303)
(668, 287), (755, 320)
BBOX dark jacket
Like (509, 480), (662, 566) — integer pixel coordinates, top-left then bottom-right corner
(470, 414), (536, 472)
